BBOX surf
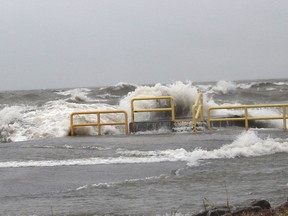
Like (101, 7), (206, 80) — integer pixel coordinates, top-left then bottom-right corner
(0, 79), (288, 143)
(1, 130), (287, 168)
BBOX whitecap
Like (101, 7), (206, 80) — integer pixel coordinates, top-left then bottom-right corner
(1, 131), (287, 168)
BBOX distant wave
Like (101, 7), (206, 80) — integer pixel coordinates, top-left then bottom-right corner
(209, 80), (237, 94)
(56, 88), (93, 103)
(98, 82), (137, 96)
(239, 80), (288, 89)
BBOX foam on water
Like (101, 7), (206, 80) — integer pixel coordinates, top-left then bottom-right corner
(1, 80), (287, 143)
(56, 88), (92, 102)
(274, 81), (288, 86)
(238, 82), (256, 89)
(74, 174), (170, 192)
(209, 103), (285, 128)
(57, 87), (110, 103)
(117, 130), (288, 166)
(1, 131), (287, 168)
(0, 99), (120, 142)
(192, 130), (288, 162)
(119, 81), (199, 120)
(0, 81), (201, 142)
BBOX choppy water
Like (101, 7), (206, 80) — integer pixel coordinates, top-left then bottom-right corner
(0, 79), (288, 215)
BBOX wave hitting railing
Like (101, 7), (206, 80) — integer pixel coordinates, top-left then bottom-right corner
(208, 104), (288, 130)
(70, 110), (128, 136)
(70, 94), (206, 136)
(130, 96), (175, 124)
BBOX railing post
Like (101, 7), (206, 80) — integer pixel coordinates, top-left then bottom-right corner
(200, 94), (204, 121)
(191, 93), (204, 132)
(207, 108), (211, 129)
(283, 106), (287, 131)
(244, 107), (249, 130)
(171, 97), (175, 122)
(131, 99), (135, 124)
(70, 114), (74, 136)
(124, 111), (129, 134)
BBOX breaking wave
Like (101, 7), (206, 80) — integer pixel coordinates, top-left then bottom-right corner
(0, 79), (287, 143)
(209, 80), (237, 94)
(1, 130), (287, 168)
(119, 81), (199, 120)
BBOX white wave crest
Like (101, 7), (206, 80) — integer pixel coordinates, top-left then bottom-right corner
(238, 82), (255, 89)
(0, 100), (124, 142)
(274, 81), (288, 86)
(119, 81), (199, 121)
(119, 130), (288, 166)
(1, 131), (287, 168)
(115, 82), (138, 88)
(56, 88), (92, 102)
(210, 80), (237, 94)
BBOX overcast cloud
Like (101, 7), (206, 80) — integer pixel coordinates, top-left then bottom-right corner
(0, 0), (287, 90)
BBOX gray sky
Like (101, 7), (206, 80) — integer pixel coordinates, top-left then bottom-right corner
(1, 0), (288, 90)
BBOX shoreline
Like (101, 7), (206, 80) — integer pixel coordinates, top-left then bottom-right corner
(192, 199), (288, 216)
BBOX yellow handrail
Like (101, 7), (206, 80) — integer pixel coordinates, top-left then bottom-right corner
(192, 93), (204, 132)
(130, 96), (175, 124)
(70, 110), (128, 136)
(208, 104), (288, 130)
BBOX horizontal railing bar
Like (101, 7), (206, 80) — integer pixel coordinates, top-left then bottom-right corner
(209, 117), (246, 122)
(131, 96), (175, 125)
(208, 103), (288, 130)
(72, 123), (99, 127)
(174, 119), (192, 123)
(209, 104), (288, 110)
(209, 116), (286, 121)
(246, 116), (286, 120)
(131, 96), (174, 101)
(73, 122), (127, 127)
(71, 110), (127, 115)
(70, 110), (128, 136)
(100, 122), (127, 126)
(133, 108), (173, 112)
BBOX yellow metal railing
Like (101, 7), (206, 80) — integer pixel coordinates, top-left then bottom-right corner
(70, 110), (128, 136)
(130, 96), (175, 124)
(208, 104), (288, 130)
(192, 92), (204, 132)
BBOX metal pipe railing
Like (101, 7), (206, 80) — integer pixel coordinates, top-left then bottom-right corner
(192, 93), (204, 132)
(130, 96), (175, 124)
(208, 104), (288, 130)
(70, 110), (128, 136)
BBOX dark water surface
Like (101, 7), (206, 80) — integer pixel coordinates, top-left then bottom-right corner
(1, 129), (287, 215)
(1, 79), (288, 215)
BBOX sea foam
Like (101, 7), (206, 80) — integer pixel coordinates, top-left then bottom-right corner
(0, 80), (287, 143)
(1, 131), (287, 168)
(119, 81), (199, 121)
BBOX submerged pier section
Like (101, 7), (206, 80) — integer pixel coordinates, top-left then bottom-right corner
(70, 93), (288, 136)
